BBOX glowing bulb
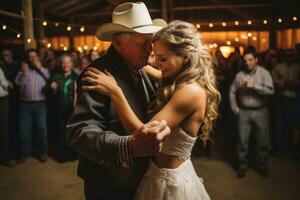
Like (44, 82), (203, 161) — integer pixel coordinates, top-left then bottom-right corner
(196, 24), (200, 29)
(17, 33), (21, 38)
(67, 26), (72, 31)
(47, 43), (51, 48)
(278, 18), (282, 23)
(262, 38), (266, 43)
(293, 16), (298, 21)
(42, 21), (47, 26)
(226, 41), (231, 46)
(253, 36), (257, 41)
(2, 25), (7, 30)
(208, 44), (213, 49)
(209, 23), (214, 28)
(54, 22), (59, 27)
(213, 43), (218, 48)
(263, 20), (268, 24)
(80, 26), (85, 32)
(93, 46), (98, 50)
(27, 38), (31, 43)
(83, 45), (88, 50)
(222, 22), (227, 27)
(63, 47), (68, 51)
(247, 20), (252, 25)
(235, 37), (239, 42)
(234, 21), (239, 26)
(247, 32), (252, 37)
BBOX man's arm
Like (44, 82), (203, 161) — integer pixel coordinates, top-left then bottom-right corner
(66, 86), (124, 165)
(253, 70), (274, 95)
(66, 79), (170, 167)
(229, 75), (240, 114)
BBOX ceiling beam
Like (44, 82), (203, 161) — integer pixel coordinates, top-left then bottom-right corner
(72, 3), (270, 18)
(60, 0), (102, 16)
(49, 0), (83, 13)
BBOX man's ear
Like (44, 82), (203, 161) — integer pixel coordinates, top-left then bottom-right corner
(112, 36), (122, 51)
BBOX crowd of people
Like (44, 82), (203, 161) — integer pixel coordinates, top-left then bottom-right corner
(0, 47), (102, 167)
(0, 41), (299, 172)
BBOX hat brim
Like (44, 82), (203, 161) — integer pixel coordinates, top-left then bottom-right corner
(96, 18), (167, 41)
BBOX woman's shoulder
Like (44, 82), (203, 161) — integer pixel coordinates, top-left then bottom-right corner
(171, 83), (206, 106)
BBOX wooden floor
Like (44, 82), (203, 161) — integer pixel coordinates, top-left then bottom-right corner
(1, 133), (300, 200)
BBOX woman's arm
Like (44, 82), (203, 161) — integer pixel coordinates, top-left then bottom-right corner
(143, 65), (162, 81)
(82, 67), (205, 134)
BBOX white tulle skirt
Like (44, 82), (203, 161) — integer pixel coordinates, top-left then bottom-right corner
(134, 159), (210, 200)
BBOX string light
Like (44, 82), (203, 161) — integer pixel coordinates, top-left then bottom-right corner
(63, 46), (68, 51)
(212, 43), (217, 48)
(253, 36), (257, 41)
(247, 32), (252, 37)
(278, 18), (282, 23)
(2, 25), (7, 30)
(226, 40), (231, 45)
(54, 22), (60, 27)
(93, 46), (98, 50)
(293, 16), (298, 21)
(83, 45), (88, 50)
(196, 24), (200, 29)
(208, 44), (213, 49)
(67, 26), (72, 31)
(222, 22), (226, 27)
(247, 20), (252, 25)
(17, 33), (21, 38)
(234, 21), (239, 26)
(27, 38), (31, 43)
(209, 23), (213, 28)
(42, 21), (47, 26)
(80, 26), (85, 32)
(263, 20), (268, 24)
(47, 43), (51, 48)
(235, 37), (239, 42)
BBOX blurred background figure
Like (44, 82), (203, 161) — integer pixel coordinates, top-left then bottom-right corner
(50, 54), (78, 162)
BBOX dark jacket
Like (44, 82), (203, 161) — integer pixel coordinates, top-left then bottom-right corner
(66, 46), (155, 191)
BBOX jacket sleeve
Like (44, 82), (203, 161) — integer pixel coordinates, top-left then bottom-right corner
(66, 77), (131, 166)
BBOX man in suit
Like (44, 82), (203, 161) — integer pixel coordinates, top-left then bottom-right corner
(66, 2), (170, 199)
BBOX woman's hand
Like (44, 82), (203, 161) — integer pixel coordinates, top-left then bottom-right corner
(81, 67), (119, 97)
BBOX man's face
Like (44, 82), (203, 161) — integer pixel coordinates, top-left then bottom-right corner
(28, 51), (39, 63)
(243, 53), (257, 72)
(117, 33), (153, 70)
(2, 50), (13, 64)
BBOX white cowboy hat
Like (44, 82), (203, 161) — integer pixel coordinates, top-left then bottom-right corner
(96, 2), (167, 41)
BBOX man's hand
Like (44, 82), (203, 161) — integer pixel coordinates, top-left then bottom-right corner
(244, 81), (254, 89)
(50, 81), (58, 92)
(32, 58), (42, 70)
(130, 120), (170, 157)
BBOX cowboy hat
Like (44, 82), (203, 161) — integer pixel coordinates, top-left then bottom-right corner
(96, 2), (167, 41)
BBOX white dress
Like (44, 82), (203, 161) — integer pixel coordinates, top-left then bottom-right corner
(134, 128), (210, 200)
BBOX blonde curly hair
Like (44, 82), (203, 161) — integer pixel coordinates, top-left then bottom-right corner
(148, 20), (221, 140)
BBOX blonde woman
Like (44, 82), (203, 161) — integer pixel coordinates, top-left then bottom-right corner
(82, 20), (220, 199)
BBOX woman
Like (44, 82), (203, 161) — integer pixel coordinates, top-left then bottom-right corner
(82, 20), (220, 199)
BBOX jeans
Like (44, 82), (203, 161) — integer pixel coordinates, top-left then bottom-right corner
(236, 108), (270, 171)
(19, 101), (47, 156)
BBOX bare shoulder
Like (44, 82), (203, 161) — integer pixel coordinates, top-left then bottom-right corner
(171, 82), (206, 108)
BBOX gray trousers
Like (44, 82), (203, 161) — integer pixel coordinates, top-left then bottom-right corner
(236, 107), (270, 171)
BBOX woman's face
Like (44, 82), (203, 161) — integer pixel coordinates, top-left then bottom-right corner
(153, 40), (185, 78)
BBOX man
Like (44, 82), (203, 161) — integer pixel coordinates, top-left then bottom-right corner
(272, 49), (300, 158)
(15, 49), (50, 163)
(66, 2), (170, 199)
(0, 66), (16, 167)
(229, 50), (274, 178)
(0, 48), (20, 147)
